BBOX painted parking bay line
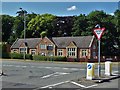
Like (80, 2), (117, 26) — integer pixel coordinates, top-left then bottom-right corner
(40, 81), (70, 88)
(70, 81), (98, 88)
(41, 72), (70, 79)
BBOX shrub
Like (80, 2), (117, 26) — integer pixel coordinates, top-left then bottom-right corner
(33, 55), (67, 62)
(25, 54), (33, 60)
(2, 52), (10, 58)
(10, 53), (23, 59)
(33, 55), (47, 61)
(10, 53), (32, 60)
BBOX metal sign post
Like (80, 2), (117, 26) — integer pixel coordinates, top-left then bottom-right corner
(98, 40), (101, 77)
(93, 25), (105, 78)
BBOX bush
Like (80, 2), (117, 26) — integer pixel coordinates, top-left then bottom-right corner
(10, 53), (32, 60)
(25, 54), (33, 60)
(33, 55), (67, 62)
(33, 55), (48, 61)
(2, 52), (10, 58)
(10, 53), (23, 59)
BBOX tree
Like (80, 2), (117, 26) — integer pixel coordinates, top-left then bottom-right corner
(27, 13), (56, 37)
(71, 14), (88, 36)
(2, 15), (14, 42)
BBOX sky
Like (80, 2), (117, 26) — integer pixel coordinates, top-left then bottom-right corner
(1, 2), (119, 16)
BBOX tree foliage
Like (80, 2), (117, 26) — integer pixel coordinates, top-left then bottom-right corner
(2, 10), (120, 56)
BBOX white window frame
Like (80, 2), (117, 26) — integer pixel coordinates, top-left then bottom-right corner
(19, 47), (27, 54)
(82, 49), (87, 57)
(57, 49), (63, 56)
(47, 44), (54, 50)
(67, 48), (76, 57)
(40, 44), (46, 49)
(31, 49), (36, 55)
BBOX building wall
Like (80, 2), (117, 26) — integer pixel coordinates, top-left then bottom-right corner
(37, 37), (56, 56)
(11, 37), (97, 60)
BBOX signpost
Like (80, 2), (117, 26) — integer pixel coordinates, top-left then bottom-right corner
(93, 25), (105, 78)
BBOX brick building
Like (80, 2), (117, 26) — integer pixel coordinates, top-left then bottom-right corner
(11, 36), (97, 60)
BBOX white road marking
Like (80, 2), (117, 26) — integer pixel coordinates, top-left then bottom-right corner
(113, 71), (119, 73)
(85, 84), (98, 88)
(70, 81), (86, 88)
(71, 81), (98, 88)
(41, 81), (69, 88)
(63, 68), (69, 70)
(53, 67), (60, 69)
(41, 73), (55, 79)
(21, 66), (27, 68)
(70, 68), (79, 70)
(45, 67), (52, 69)
(41, 72), (70, 79)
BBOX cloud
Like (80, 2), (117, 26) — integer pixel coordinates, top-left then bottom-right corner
(109, 13), (114, 16)
(67, 6), (77, 11)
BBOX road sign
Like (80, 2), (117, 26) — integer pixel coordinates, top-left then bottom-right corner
(86, 63), (95, 80)
(93, 27), (105, 40)
(88, 64), (92, 69)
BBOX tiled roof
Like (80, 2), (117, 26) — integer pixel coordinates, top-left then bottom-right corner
(52, 36), (94, 48)
(11, 36), (94, 49)
(11, 38), (41, 49)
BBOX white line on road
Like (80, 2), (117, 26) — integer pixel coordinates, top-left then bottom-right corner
(70, 81), (86, 88)
(40, 81), (69, 88)
(70, 81), (98, 88)
(41, 72), (70, 79)
(45, 67), (52, 69)
(62, 68), (69, 70)
(85, 84), (98, 88)
(41, 73), (55, 79)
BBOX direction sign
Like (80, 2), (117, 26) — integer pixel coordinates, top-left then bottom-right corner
(93, 27), (105, 40)
(88, 64), (92, 69)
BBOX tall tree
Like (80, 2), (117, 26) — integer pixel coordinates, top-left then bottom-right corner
(27, 13), (56, 37)
(2, 15), (14, 42)
(71, 14), (88, 36)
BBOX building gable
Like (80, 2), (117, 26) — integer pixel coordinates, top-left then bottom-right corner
(67, 41), (77, 48)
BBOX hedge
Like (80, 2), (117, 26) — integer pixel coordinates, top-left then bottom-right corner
(1, 52), (10, 59)
(33, 55), (67, 62)
(10, 53), (32, 60)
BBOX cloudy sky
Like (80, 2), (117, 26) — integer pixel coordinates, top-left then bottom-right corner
(2, 2), (119, 16)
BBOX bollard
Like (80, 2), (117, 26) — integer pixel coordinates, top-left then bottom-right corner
(105, 61), (112, 76)
(86, 63), (95, 80)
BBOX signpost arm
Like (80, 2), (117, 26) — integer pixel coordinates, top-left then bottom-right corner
(98, 40), (101, 77)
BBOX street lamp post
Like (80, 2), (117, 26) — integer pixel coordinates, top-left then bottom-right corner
(17, 8), (27, 60)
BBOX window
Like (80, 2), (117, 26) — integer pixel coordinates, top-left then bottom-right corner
(48, 52), (54, 56)
(58, 49), (63, 56)
(19, 47), (27, 54)
(67, 48), (76, 56)
(13, 49), (17, 53)
(31, 49), (36, 55)
(82, 49), (87, 57)
(40, 44), (46, 49)
(47, 45), (53, 50)
(93, 52), (96, 57)
(41, 52), (46, 56)
(93, 45), (96, 49)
